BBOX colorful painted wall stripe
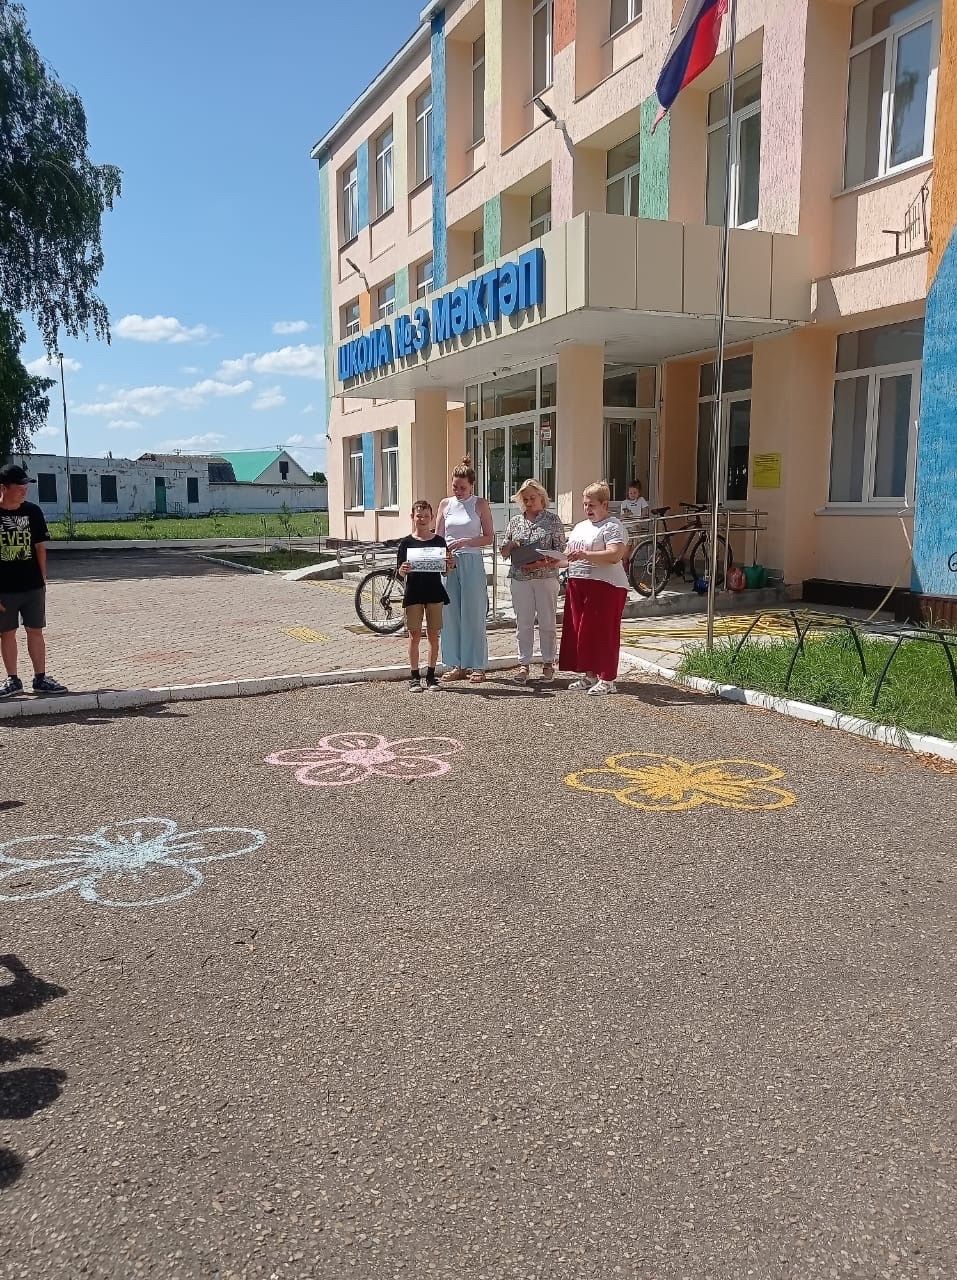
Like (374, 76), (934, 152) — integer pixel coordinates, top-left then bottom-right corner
(362, 433), (376, 510)
(357, 139), (370, 230)
(430, 9), (448, 289)
(317, 153), (334, 428)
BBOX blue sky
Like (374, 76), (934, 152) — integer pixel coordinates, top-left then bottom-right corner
(21, 0), (422, 474)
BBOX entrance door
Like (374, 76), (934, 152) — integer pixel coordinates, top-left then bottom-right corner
(604, 416), (656, 505)
(154, 476), (167, 515)
(482, 421), (536, 529)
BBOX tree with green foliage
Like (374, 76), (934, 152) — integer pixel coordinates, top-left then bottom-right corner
(0, 0), (120, 456)
(311, 471), (327, 485)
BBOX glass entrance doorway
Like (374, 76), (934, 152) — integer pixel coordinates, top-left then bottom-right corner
(481, 421), (540, 528)
(604, 415), (656, 505)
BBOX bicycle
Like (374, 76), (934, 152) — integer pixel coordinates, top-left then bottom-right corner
(353, 545), (492, 635)
(627, 502), (729, 598)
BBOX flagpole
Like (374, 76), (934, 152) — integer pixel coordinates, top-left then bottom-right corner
(705, 0), (738, 651)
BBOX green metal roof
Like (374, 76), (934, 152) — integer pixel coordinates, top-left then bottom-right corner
(216, 450), (284, 483)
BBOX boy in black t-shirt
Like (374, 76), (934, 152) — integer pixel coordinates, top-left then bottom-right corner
(396, 500), (451, 692)
(0, 464), (67, 697)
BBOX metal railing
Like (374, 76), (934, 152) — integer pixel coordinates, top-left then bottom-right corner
(621, 505), (768, 600)
(884, 177), (931, 256)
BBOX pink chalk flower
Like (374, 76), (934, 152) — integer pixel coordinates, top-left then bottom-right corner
(265, 733), (464, 787)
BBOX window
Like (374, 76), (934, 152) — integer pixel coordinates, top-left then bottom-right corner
(348, 438), (364, 509)
(70, 473), (88, 504)
(187, 477), (199, 504)
(532, 0), (554, 95)
(342, 300), (361, 338)
(472, 228), (484, 272)
(606, 135), (640, 217)
(100, 474), (118, 504)
(377, 279), (396, 320)
(279, 460), (289, 481)
(472, 36), (486, 144)
(375, 126), (394, 218)
(844, 0), (939, 188)
(696, 356), (753, 505)
(610, 0), (641, 35)
(707, 66), (762, 228)
(380, 429), (400, 508)
(341, 158), (359, 243)
(415, 87), (433, 186)
(37, 473), (57, 503)
(530, 187), (552, 240)
(828, 319), (923, 505)
(415, 257), (434, 299)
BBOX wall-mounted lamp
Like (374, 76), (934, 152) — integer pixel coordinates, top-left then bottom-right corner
(533, 96), (560, 125)
(345, 256), (370, 290)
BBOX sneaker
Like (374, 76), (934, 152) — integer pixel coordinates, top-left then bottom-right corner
(32, 674), (68, 694)
(569, 676), (597, 691)
(424, 673), (440, 691)
(540, 664), (555, 683)
(515, 666), (529, 684)
(408, 676), (423, 692)
(0, 675), (23, 698)
(588, 679), (618, 696)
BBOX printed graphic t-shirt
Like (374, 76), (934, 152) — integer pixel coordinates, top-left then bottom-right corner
(566, 516), (630, 588)
(396, 534), (451, 607)
(0, 502), (48, 592)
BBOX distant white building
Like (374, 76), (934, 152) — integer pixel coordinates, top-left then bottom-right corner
(7, 449), (327, 521)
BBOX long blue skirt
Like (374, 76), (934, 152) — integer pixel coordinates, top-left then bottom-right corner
(441, 553), (488, 671)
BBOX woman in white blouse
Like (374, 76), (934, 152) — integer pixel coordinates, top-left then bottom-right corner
(558, 481), (630, 696)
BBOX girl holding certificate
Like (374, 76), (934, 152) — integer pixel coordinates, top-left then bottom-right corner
(499, 479), (566, 683)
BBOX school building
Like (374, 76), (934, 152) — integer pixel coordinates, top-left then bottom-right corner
(314, 0), (956, 619)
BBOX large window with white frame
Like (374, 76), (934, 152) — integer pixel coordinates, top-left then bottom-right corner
(341, 300), (360, 338)
(375, 125), (394, 218)
(415, 257), (434, 299)
(610, 0), (642, 36)
(341, 158), (359, 243)
(348, 437), (364, 509)
(532, 0), (553, 95)
(376, 278), (396, 320)
(696, 355), (753, 506)
(415, 86), (433, 186)
(472, 36), (486, 144)
(606, 135), (640, 216)
(706, 66), (762, 229)
(844, 0), (940, 189)
(379, 429), (400, 509)
(828, 319), (923, 506)
(530, 187), (552, 240)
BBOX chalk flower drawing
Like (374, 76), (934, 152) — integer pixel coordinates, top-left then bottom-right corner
(0, 819), (266, 909)
(266, 733), (464, 787)
(565, 753), (796, 813)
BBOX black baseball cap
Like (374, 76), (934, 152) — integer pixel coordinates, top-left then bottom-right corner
(0, 464), (31, 485)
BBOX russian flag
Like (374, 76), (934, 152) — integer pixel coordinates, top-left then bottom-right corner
(653, 0), (729, 130)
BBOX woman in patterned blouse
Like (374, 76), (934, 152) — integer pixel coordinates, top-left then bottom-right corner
(499, 479), (567, 683)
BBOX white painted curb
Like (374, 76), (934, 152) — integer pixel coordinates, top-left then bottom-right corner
(0, 655), (527, 722)
(620, 649), (957, 765)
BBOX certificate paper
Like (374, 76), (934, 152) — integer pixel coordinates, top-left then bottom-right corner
(407, 547), (447, 573)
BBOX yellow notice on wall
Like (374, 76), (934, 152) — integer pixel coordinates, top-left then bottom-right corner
(752, 453), (782, 489)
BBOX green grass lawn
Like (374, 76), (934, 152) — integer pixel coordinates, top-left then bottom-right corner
(221, 549), (332, 572)
(48, 512), (329, 541)
(680, 633), (957, 742)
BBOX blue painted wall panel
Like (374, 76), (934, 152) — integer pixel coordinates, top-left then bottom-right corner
(912, 229), (957, 598)
(317, 154), (334, 434)
(430, 10), (448, 289)
(357, 139), (370, 231)
(362, 433), (376, 510)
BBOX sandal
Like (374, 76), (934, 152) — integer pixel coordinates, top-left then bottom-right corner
(515, 666), (529, 683)
(441, 667), (467, 682)
(468, 670), (487, 684)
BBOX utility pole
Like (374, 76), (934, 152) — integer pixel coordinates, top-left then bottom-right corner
(58, 353), (75, 539)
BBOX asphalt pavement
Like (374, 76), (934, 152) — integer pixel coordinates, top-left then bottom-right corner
(1, 675), (955, 1279)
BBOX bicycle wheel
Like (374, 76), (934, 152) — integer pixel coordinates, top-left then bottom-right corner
(629, 539), (671, 597)
(691, 535), (729, 589)
(355, 569), (406, 635)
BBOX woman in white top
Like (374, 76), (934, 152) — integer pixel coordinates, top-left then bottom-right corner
(435, 457), (494, 683)
(558, 481), (630, 696)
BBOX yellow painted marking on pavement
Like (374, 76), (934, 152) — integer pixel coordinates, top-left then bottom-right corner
(282, 626), (329, 644)
(307, 581), (356, 596)
(565, 752), (796, 813)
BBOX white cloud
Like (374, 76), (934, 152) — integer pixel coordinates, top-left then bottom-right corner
(301, 403), (316, 414)
(35, 425), (59, 438)
(25, 355), (81, 376)
(157, 432), (226, 452)
(217, 344), (325, 381)
(107, 419), (143, 431)
(116, 314), (212, 344)
(284, 433), (306, 446)
(252, 386), (287, 412)
(75, 378), (254, 419)
(272, 320), (310, 335)
(180, 365), (201, 375)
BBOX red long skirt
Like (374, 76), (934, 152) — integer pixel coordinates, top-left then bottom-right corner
(559, 578), (628, 681)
